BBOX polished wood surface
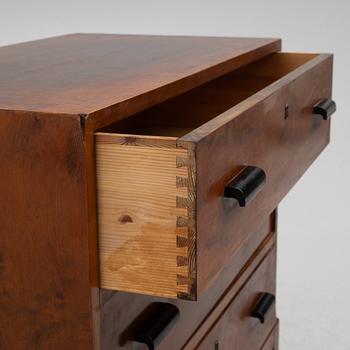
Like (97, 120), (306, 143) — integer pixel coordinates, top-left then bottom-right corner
(0, 34), (334, 349)
(189, 53), (332, 295)
(194, 246), (277, 350)
(0, 34), (282, 349)
(0, 34), (280, 124)
(0, 111), (95, 350)
(95, 53), (332, 299)
(98, 213), (275, 350)
(96, 134), (195, 298)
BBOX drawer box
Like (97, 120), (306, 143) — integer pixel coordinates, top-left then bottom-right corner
(193, 244), (277, 350)
(96, 52), (333, 299)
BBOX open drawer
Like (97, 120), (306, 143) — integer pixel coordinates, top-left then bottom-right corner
(96, 52), (334, 299)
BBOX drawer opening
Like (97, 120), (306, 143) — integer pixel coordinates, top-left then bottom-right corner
(99, 52), (317, 137)
(95, 50), (329, 299)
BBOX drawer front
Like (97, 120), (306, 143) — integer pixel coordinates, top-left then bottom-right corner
(99, 221), (275, 350)
(194, 247), (277, 350)
(188, 54), (333, 294)
(260, 322), (279, 350)
(96, 53), (333, 300)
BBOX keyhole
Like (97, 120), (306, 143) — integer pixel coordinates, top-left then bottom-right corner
(284, 103), (289, 119)
(214, 340), (219, 350)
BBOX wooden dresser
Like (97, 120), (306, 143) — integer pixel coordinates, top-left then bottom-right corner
(0, 34), (335, 350)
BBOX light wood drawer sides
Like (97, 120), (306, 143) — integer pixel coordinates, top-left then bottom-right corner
(96, 52), (333, 299)
(96, 136), (195, 299)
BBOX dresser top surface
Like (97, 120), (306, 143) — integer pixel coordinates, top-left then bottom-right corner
(0, 33), (280, 118)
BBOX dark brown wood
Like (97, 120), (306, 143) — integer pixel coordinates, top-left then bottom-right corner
(182, 53), (333, 295)
(193, 246), (277, 350)
(98, 214), (275, 350)
(0, 110), (95, 350)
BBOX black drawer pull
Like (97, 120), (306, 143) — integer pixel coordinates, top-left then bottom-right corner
(224, 166), (266, 207)
(250, 292), (275, 324)
(134, 303), (179, 350)
(313, 99), (336, 120)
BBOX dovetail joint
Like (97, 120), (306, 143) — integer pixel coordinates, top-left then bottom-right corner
(176, 196), (191, 209)
(177, 255), (188, 267)
(176, 155), (189, 168)
(176, 176), (189, 188)
(175, 150), (196, 299)
(176, 235), (188, 248)
(177, 274), (193, 286)
(176, 216), (188, 227)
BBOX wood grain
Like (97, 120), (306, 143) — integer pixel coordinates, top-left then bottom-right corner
(188, 53), (333, 295)
(0, 34), (282, 349)
(96, 133), (196, 299)
(98, 213), (276, 350)
(95, 53), (333, 299)
(194, 246), (277, 350)
(0, 34), (333, 349)
(0, 110), (95, 350)
(0, 34), (280, 127)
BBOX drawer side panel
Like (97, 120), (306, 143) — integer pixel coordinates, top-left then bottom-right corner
(96, 134), (196, 298)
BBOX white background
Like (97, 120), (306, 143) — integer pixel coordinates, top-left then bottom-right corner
(1, 1), (349, 349)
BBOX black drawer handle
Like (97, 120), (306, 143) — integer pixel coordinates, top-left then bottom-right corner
(313, 99), (336, 120)
(250, 292), (275, 324)
(134, 303), (179, 350)
(224, 166), (266, 207)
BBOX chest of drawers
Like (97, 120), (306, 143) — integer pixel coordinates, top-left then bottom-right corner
(0, 34), (334, 350)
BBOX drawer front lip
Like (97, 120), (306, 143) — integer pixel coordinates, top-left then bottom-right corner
(194, 245), (277, 350)
(191, 53), (333, 294)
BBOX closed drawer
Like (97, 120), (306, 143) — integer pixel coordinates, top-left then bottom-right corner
(260, 322), (279, 350)
(96, 52), (333, 299)
(100, 219), (275, 350)
(193, 246), (277, 350)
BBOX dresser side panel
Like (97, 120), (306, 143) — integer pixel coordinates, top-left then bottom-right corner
(0, 111), (95, 350)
